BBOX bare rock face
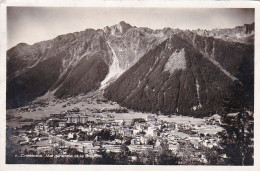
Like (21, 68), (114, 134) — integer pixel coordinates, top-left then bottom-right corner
(7, 22), (254, 117)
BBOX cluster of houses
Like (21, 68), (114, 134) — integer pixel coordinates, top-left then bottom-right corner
(13, 107), (221, 163)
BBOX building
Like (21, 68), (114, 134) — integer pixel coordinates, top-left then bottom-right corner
(124, 129), (133, 137)
(35, 123), (44, 131)
(140, 136), (148, 144)
(50, 113), (66, 119)
(131, 139), (136, 145)
(147, 115), (156, 122)
(128, 145), (153, 153)
(66, 114), (88, 124)
(115, 119), (125, 126)
(95, 118), (102, 124)
(147, 127), (159, 137)
(169, 144), (179, 152)
(58, 122), (67, 127)
(102, 145), (122, 153)
(68, 132), (74, 139)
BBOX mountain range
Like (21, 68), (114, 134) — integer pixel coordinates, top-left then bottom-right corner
(7, 21), (254, 117)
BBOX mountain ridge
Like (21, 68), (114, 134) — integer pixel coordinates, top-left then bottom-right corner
(7, 21), (254, 117)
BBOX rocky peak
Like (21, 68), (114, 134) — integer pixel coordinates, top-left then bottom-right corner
(243, 22), (254, 34)
(109, 21), (133, 36)
(17, 42), (29, 47)
(118, 21), (132, 29)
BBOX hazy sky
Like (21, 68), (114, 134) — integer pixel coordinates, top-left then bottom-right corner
(7, 7), (254, 49)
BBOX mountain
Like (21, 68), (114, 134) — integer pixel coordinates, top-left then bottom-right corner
(7, 22), (164, 108)
(104, 32), (254, 117)
(194, 23), (254, 45)
(7, 22), (254, 117)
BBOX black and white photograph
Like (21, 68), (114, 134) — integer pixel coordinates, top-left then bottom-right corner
(3, 6), (256, 166)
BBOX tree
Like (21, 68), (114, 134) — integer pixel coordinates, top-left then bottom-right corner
(219, 81), (254, 165)
(202, 146), (224, 165)
(220, 111), (253, 165)
(147, 138), (155, 145)
(131, 153), (143, 165)
(112, 145), (130, 164)
(24, 148), (28, 154)
(58, 140), (65, 147)
(157, 140), (179, 165)
(143, 148), (156, 165)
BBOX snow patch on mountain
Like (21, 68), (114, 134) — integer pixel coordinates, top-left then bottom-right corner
(152, 32), (164, 38)
(208, 42), (239, 82)
(192, 79), (202, 111)
(100, 42), (125, 89)
(208, 57), (238, 82)
(164, 48), (186, 74)
(195, 79), (200, 100)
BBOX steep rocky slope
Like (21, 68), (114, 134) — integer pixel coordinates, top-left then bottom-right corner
(104, 32), (254, 117)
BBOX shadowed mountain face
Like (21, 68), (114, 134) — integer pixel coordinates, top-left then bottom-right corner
(7, 22), (254, 117)
(104, 33), (254, 117)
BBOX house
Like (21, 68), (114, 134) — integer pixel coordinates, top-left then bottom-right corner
(169, 144), (179, 152)
(66, 114), (88, 124)
(68, 132), (74, 139)
(140, 136), (148, 144)
(84, 146), (100, 154)
(128, 145), (153, 153)
(147, 127), (159, 137)
(147, 115), (156, 122)
(115, 119), (125, 126)
(70, 107), (80, 113)
(58, 122), (67, 127)
(155, 139), (161, 147)
(189, 134), (200, 141)
(124, 129), (133, 137)
(190, 140), (200, 149)
(102, 145), (122, 153)
(50, 113), (66, 119)
(133, 129), (140, 135)
(95, 118), (102, 124)
(130, 156), (137, 161)
(136, 124), (145, 132)
(43, 125), (49, 132)
(35, 123), (44, 131)
(110, 130), (117, 136)
(131, 139), (136, 145)
(203, 140), (213, 148)
(85, 153), (102, 158)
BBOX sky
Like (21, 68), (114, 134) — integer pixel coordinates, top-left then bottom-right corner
(7, 7), (254, 49)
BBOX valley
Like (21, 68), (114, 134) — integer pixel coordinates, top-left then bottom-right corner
(7, 90), (224, 164)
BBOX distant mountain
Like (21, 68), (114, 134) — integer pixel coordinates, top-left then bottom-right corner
(194, 23), (254, 45)
(7, 22), (254, 117)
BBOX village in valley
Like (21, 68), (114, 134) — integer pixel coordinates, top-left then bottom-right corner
(6, 92), (225, 164)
